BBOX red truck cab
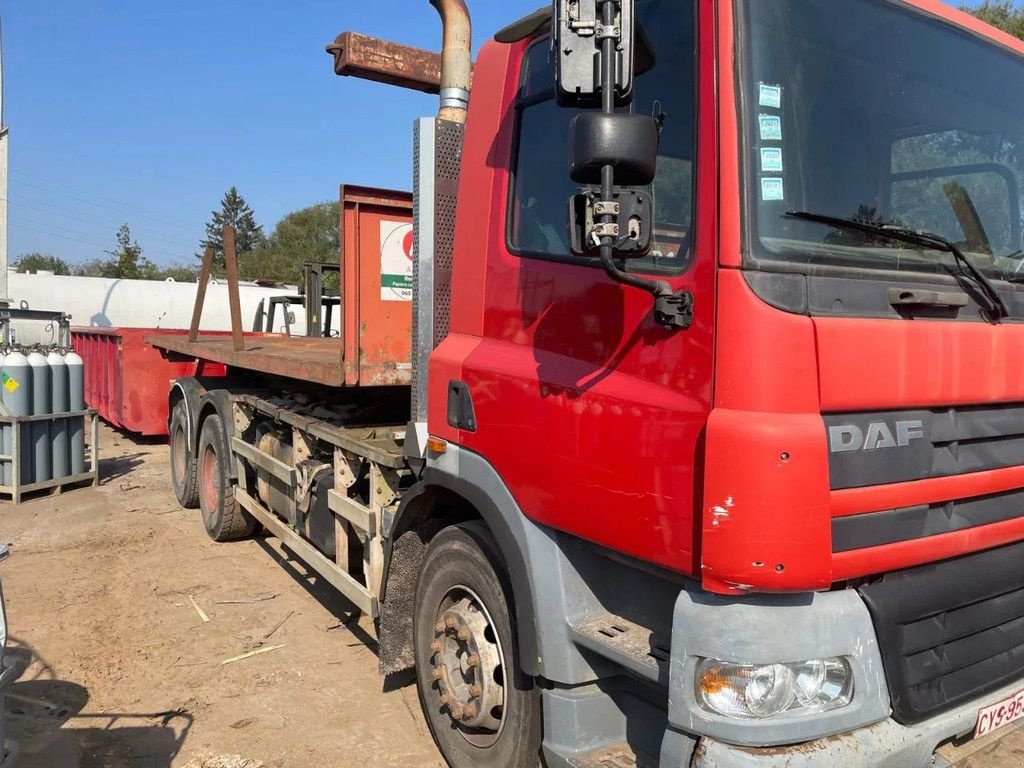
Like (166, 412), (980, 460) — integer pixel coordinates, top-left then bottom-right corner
(421, 0), (1024, 764)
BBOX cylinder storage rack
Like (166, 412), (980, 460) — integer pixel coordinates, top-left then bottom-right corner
(0, 310), (100, 502)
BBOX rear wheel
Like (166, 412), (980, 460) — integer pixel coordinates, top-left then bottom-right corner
(414, 523), (542, 768)
(169, 400), (199, 509)
(198, 413), (256, 542)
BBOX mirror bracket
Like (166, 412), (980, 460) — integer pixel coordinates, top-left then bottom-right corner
(569, 187), (654, 258)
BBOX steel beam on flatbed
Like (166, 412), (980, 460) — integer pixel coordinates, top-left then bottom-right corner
(326, 32), (443, 93)
(235, 487), (379, 617)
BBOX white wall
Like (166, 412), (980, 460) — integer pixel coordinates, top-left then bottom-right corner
(5, 272), (333, 345)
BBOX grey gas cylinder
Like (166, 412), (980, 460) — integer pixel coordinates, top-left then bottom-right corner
(47, 350), (69, 480)
(27, 352), (51, 483)
(65, 350), (85, 475)
(2, 350), (32, 485)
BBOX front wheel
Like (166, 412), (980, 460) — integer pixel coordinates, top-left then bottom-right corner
(413, 523), (542, 768)
(197, 414), (256, 543)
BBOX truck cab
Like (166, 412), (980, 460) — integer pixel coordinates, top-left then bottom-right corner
(422, 0), (1024, 764)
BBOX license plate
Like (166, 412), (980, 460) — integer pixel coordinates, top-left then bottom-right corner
(975, 688), (1024, 739)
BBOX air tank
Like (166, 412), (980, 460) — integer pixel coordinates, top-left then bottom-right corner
(66, 350), (85, 476)
(27, 351), (51, 483)
(47, 350), (69, 480)
(2, 350), (32, 485)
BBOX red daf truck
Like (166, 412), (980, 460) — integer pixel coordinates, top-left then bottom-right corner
(151, 0), (1024, 765)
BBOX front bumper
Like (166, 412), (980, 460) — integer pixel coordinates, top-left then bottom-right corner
(690, 675), (1024, 768)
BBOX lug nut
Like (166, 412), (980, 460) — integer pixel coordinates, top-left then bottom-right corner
(451, 704), (465, 720)
(431, 640), (442, 654)
(445, 616), (458, 630)
(435, 620), (446, 633)
(461, 704), (478, 721)
(469, 684), (482, 698)
(466, 653), (480, 668)
(439, 693), (453, 707)
(457, 628), (471, 642)
(432, 667), (444, 680)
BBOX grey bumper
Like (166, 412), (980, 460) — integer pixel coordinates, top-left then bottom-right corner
(690, 675), (1024, 768)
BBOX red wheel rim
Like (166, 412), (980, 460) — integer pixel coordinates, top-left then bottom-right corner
(202, 445), (218, 507)
(172, 426), (187, 482)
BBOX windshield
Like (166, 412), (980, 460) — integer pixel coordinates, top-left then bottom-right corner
(741, 0), (1024, 282)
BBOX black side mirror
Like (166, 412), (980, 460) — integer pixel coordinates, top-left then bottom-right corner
(569, 113), (659, 187)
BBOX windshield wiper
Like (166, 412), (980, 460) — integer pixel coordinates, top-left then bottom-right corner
(785, 211), (1009, 322)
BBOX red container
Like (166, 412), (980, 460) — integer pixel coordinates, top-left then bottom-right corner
(72, 328), (228, 437)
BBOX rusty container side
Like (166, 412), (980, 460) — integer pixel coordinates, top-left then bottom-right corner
(340, 185), (415, 387)
(72, 328), (229, 437)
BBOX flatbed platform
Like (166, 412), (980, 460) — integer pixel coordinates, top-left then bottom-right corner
(148, 334), (347, 387)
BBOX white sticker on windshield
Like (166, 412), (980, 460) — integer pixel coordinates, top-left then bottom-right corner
(761, 177), (785, 202)
(759, 83), (782, 109)
(760, 147), (784, 173)
(759, 114), (783, 142)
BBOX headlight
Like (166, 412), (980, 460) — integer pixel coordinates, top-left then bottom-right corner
(696, 657), (853, 719)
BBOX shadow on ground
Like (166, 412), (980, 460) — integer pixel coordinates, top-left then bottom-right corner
(4, 639), (193, 767)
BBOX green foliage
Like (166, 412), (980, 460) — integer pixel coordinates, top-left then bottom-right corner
(199, 187), (265, 271)
(961, 1), (1024, 39)
(102, 223), (154, 280)
(239, 201), (340, 285)
(13, 252), (72, 276)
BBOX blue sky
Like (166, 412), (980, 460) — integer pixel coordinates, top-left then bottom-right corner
(4, 0), (540, 266)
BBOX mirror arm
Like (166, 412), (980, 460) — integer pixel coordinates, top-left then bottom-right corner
(593, 0), (693, 329)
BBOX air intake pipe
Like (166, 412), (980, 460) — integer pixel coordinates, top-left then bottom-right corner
(429, 0), (472, 123)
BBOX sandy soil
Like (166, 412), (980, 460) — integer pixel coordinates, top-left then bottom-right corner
(0, 425), (1022, 767)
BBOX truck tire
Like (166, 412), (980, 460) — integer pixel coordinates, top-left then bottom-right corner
(169, 400), (199, 509)
(198, 414), (256, 542)
(413, 522), (542, 768)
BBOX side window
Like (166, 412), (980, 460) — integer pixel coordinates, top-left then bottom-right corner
(509, 0), (697, 274)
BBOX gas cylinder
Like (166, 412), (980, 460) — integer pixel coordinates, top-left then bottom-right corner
(27, 351), (51, 483)
(66, 350), (85, 475)
(0, 349), (7, 487)
(47, 350), (68, 480)
(2, 350), (32, 484)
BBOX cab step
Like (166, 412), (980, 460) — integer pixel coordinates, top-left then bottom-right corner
(565, 743), (656, 768)
(570, 613), (670, 685)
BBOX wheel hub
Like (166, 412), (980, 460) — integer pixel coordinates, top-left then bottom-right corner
(429, 590), (506, 744)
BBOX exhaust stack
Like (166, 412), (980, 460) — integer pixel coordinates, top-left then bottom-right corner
(429, 0), (472, 124)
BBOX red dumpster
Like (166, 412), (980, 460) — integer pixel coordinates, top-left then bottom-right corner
(71, 328), (229, 437)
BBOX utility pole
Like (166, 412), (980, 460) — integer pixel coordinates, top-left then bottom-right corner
(0, 17), (9, 303)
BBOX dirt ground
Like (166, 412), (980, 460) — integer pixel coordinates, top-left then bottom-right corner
(1, 425), (442, 768)
(0, 426), (1023, 768)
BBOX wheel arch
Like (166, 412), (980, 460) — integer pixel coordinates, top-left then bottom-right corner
(381, 471), (540, 678)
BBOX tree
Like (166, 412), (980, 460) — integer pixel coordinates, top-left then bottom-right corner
(104, 223), (156, 280)
(199, 187), (265, 271)
(13, 252), (71, 276)
(239, 201), (340, 285)
(962, 1), (1024, 38)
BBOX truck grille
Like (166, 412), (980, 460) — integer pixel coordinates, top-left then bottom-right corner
(825, 403), (1024, 490)
(860, 540), (1024, 724)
